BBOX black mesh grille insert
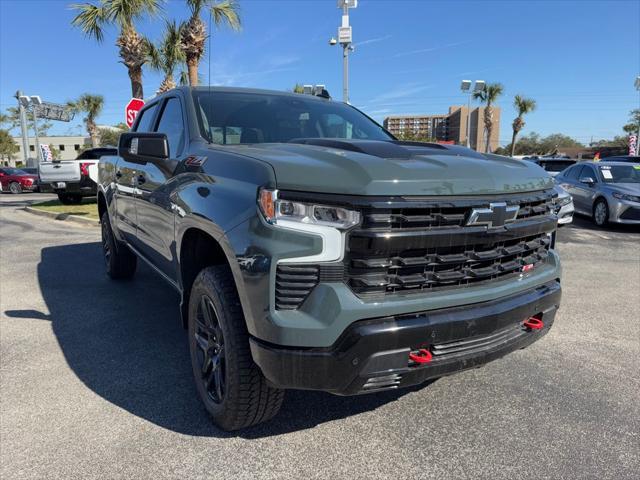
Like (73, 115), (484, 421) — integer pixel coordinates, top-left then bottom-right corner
(346, 233), (551, 296)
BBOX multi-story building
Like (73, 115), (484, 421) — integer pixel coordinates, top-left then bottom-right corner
(383, 114), (448, 141)
(384, 106), (501, 152)
(8, 136), (91, 166)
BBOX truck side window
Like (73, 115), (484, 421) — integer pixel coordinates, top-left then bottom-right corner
(155, 98), (185, 157)
(134, 104), (158, 133)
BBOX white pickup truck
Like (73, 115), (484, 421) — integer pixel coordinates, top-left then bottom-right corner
(39, 147), (116, 204)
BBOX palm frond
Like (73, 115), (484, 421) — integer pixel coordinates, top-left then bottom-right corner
(514, 94), (536, 116)
(70, 3), (107, 42)
(210, 0), (241, 30)
(105, 0), (163, 28)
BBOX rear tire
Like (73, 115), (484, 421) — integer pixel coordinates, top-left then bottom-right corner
(188, 265), (284, 431)
(58, 193), (82, 205)
(9, 182), (22, 194)
(100, 212), (137, 279)
(593, 198), (609, 227)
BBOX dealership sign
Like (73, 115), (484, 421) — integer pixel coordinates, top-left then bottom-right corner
(629, 134), (638, 156)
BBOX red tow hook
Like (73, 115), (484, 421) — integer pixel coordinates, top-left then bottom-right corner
(523, 317), (544, 330)
(409, 349), (433, 364)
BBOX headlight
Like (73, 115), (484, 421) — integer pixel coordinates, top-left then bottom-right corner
(258, 188), (360, 230)
(555, 195), (572, 207)
(612, 192), (640, 203)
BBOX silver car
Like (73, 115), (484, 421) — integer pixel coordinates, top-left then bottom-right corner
(553, 184), (574, 225)
(555, 161), (640, 226)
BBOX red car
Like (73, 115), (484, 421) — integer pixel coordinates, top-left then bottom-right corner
(0, 167), (38, 194)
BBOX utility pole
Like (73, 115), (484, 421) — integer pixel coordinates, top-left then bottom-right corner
(333, 0), (357, 104)
(15, 91), (30, 164)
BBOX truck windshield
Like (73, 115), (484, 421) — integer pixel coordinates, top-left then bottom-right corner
(192, 91), (393, 145)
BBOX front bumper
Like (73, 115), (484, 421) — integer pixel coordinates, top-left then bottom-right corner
(557, 201), (574, 224)
(250, 280), (561, 395)
(611, 201), (640, 224)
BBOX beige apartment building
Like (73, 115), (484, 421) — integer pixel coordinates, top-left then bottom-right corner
(7, 136), (91, 166)
(384, 106), (501, 152)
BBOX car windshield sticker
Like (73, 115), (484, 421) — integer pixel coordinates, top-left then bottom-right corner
(601, 169), (613, 179)
(634, 165), (640, 170)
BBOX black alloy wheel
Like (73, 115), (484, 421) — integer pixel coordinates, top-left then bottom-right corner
(193, 295), (226, 404)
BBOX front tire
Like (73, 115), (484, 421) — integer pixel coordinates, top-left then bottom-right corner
(58, 193), (82, 205)
(9, 182), (22, 194)
(593, 198), (609, 227)
(100, 212), (137, 279)
(188, 265), (284, 431)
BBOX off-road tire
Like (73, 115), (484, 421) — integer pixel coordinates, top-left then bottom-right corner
(9, 182), (22, 194)
(593, 198), (609, 227)
(188, 265), (284, 431)
(100, 212), (137, 279)
(58, 193), (83, 205)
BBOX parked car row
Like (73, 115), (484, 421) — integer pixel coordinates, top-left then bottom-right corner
(555, 161), (640, 226)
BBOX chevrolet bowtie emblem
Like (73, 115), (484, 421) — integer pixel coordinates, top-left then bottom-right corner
(466, 202), (519, 228)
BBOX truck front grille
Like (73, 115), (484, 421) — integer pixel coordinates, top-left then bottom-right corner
(361, 190), (555, 230)
(346, 190), (557, 298)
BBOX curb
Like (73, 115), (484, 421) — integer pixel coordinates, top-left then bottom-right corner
(23, 206), (100, 227)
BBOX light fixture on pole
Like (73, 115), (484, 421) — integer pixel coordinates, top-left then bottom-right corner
(330, 0), (357, 103)
(460, 80), (485, 149)
(19, 95), (43, 171)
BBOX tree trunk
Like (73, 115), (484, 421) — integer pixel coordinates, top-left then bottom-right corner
(484, 106), (493, 153)
(128, 66), (144, 99)
(187, 58), (199, 87)
(88, 122), (99, 148)
(510, 129), (518, 157)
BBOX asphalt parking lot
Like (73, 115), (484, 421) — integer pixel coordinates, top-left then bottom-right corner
(1, 193), (639, 479)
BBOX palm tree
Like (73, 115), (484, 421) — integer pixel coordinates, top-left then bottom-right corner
(473, 82), (504, 153)
(180, 0), (241, 86)
(71, 0), (162, 99)
(147, 20), (186, 93)
(510, 95), (536, 157)
(67, 94), (104, 148)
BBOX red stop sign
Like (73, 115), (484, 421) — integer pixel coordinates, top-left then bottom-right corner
(125, 98), (145, 128)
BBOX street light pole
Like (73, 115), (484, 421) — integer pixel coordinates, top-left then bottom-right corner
(15, 91), (30, 164)
(460, 80), (485, 150)
(334, 0), (356, 104)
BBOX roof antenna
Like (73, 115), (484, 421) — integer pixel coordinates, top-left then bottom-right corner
(207, 9), (213, 144)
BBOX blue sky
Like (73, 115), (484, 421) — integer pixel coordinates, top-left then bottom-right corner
(1, 0), (638, 146)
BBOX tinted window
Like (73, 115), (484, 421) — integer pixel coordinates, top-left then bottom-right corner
(155, 98), (185, 157)
(134, 104), (158, 132)
(563, 165), (583, 179)
(581, 165), (598, 181)
(192, 91), (393, 144)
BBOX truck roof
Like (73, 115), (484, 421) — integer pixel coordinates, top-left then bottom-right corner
(159, 85), (332, 102)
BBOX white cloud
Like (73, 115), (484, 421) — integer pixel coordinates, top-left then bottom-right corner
(393, 41), (469, 58)
(356, 34), (392, 47)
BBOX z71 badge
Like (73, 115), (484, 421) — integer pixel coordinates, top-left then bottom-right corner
(184, 155), (207, 167)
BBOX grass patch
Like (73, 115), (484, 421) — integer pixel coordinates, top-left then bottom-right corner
(31, 198), (99, 220)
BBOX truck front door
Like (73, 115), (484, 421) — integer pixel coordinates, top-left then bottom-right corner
(134, 96), (185, 280)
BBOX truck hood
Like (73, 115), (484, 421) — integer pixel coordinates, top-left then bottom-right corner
(230, 140), (553, 196)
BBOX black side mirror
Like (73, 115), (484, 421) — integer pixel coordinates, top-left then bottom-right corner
(119, 132), (169, 165)
(579, 176), (595, 185)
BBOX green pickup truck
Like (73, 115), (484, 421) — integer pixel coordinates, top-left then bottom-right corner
(98, 86), (562, 430)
